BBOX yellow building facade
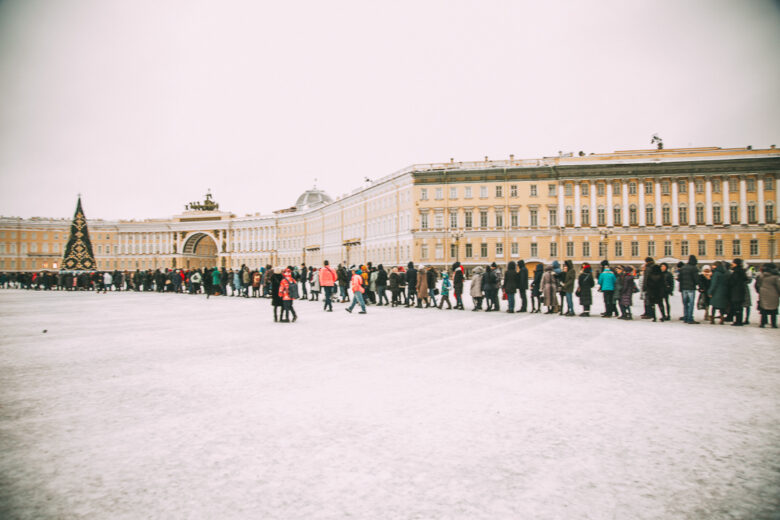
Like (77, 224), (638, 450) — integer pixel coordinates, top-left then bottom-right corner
(1, 146), (778, 273)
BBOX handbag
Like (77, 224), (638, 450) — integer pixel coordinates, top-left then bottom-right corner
(502, 290), (508, 300)
(433, 288), (439, 296)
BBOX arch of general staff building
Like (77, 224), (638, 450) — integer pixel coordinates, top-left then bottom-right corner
(0, 145), (779, 274)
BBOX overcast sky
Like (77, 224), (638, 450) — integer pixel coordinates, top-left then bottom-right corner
(1, 0), (778, 220)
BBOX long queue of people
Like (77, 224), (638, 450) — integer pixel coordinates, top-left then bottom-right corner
(3, 256), (779, 328)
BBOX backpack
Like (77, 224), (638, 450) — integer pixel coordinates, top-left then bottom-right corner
(287, 280), (299, 299)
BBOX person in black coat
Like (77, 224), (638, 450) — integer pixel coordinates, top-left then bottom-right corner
(517, 260), (529, 312)
(452, 262), (465, 310)
(426, 267), (438, 307)
(271, 268), (284, 322)
(531, 263), (544, 313)
(405, 262), (417, 307)
(577, 263), (595, 316)
(646, 264), (667, 322)
(483, 265), (500, 312)
(503, 261), (518, 313)
(660, 262), (674, 320)
(727, 258), (748, 326)
(376, 264), (389, 305)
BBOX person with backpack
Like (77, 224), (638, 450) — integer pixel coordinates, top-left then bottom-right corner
(345, 268), (367, 314)
(279, 267), (298, 322)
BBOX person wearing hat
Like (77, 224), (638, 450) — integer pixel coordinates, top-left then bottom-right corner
(597, 260), (617, 317)
(577, 263), (594, 316)
(279, 268), (298, 322)
(756, 263), (780, 328)
(727, 258), (747, 326)
(346, 268), (367, 314)
(271, 267), (284, 322)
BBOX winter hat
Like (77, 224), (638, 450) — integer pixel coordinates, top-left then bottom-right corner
(442, 272), (449, 279)
(355, 269), (362, 275)
(600, 260), (609, 267)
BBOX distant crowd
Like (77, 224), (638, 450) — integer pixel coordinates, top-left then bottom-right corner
(2, 256), (779, 328)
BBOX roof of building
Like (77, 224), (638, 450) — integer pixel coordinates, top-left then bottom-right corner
(295, 188), (333, 211)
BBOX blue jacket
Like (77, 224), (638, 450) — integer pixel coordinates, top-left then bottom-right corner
(598, 268), (616, 291)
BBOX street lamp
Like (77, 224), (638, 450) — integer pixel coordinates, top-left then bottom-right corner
(767, 223), (779, 264)
(600, 228), (612, 262)
(450, 230), (464, 264)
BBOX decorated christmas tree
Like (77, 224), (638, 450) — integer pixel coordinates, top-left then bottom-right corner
(62, 196), (96, 271)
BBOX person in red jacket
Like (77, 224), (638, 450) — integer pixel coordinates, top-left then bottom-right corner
(319, 260), (338, 312)
(345, 268), (367, 314)
(279, 268), (298, 322)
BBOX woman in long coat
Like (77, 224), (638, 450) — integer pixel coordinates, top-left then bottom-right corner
(452, 262), (465, 310)
(577, 263), (594, 316)
(645, 264), (666, 322)
(271, 267), (284, 322)
(531, 263), (544, 313)
(541, 265), (557, 313)
(707, 261), (730, 324)
(618, 266), (637, 320)
(756, 263), (780, 328)
(562, 260), (576, 316)
(470, 266), (484, 311)
(416, 266), (430, 307)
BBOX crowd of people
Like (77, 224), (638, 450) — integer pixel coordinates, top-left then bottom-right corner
(2, 255), (779, 328)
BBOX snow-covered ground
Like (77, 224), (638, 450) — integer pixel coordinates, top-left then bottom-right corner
(0, 288), (778, 520)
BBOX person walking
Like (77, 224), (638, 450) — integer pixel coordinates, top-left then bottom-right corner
(452, 262), (465, 310)
(416, 265), (430, 308)
(376, 264), (389, 306)
(405, 262), (417, 307)
(503, 261), (518, 313)
(338, 263), (350, 302)
(577, 263), (594, 316)
(427, 266), (438, 308)
(438, 272), (452, 309)
(598, 261), (617, 317)
(279, 268), (298, 322)
(517, 260), (529, 312)
(756, 263), (780, 328)
(319, 260), (338, 312)
(562, 260), (576, 316)
(470, 266), (485, 311)
(346, 268), (367, 314)
(678, 255), (700, 324)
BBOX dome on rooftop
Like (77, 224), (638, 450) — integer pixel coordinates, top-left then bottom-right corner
(295, 188), (333, 211)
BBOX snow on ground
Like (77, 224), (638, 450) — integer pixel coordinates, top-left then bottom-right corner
(0, 288), (778, 520)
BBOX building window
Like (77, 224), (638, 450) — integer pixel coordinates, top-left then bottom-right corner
(750, 239), (759, 256)
(495, 212), (503, 228)
(645, 181), (653, 194)
(695, 179), (704, 193)
(747, 178), (756, 192)
(646, 205), (654, 226)
(550, 242), (558, 257)
(629, 182), (637, 195)
(450, 212), (458, 228)
(614, 241), (623, 257)
(748, 203), (757, 224)
(530, 184), (537, 197)
(548, 184), (557, 197)
(599, 242), (607, 258)
(681, 240), (689, 257)
(435, 244), (443, 259)
(465, 186), (472, 198)
(511, 242), (518, 256)
(629, 205), (638, 226)
(510, 185), (517, 197)
(597, 183), (605, 196)
(712, 179), (721, 193)
(679, 205), (688, 225)
(548, 208), (557, 227)
(698, 240), (707, 256)
(466, 243), (473, 257)
(480, 243), (488, 257)
(465, 211), (473, 228)
(679, 180), (687, 194)
(530, 209), (538, 227)
(583, 241), (590, 257)
(565, 207), (573, 226)
(566, 241), (574, 257)
(496, 242), (503, 256)
(564, 183), (573, 196)
(632, 241), (640, 257)
(510, 210), (518, 227)
(581, 207), (590, 227)
(450, 244), (457, 258)
(696, 204), (705, 225)
(647, 241), (656, 257)
(713, 204), (722, 224)
(420, 188), (428, 200)
(420, 213), (429, 229)
(480, 211), (488, 228)
(730, 204), (739, 224)
(434, 213), (443, 228)
(766, 202), (775, 222)
(597, 206), (606, 226)
(582, 183), (589, 196)
(496, 185), (503, 198)
(613, 182), (621, 195)
(435, 188), (443, 200)
(732, 239), (741, 256)
(662, 180), (670, 195)
(421, 244), (428, 258)
(766, 177), (775, 191)
(613, 206), (622, 225)
(480, 186), (488, 198)
(664, 240), (672, 257)
(715, 239), (723, 256)
(449, 187), (457, 199)
(729, 178), (738, 192)
(530, 242), (538, 257)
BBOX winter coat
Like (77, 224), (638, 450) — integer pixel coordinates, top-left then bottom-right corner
(319, 266), (337, 287)
(279, 277), (294, 301)
(541, 268), (557, 306)
(645, 266), (665, 305)
(678, 264), (699, 291)
(598, 268), (616, 291)
(417, 268), (429, 299)
(503, 265), (518, 293)
(756, 269), (780, 310)
(470, 267), (484, 298)
(191, 272), (202, 284)
(441, 276), (451, 296)
(517, 261), (529, 291)
(242, 270), (250, 285)
(337, 267), (350, 286)
(663, 270), (674, 296)
(426, 268), (437, 292)
(389, 272), (400, 291)
(369, 271), (378, 292)
(563, 261), (576, 293)
(271, 273), (284, 306)
(727, 265), (747, 303)
(708, 264), (730, 311)
(212, 269), (222, 286)
(376, 268), (388, 286)
(619, 273), (637, 307)
(482, 268), (499, 292)
(351, 273), (364, 293)
(453, 267), (464, 294)
(577, 271), (594, 306)
(531, 264), (543, 297)
(406, 265), (417, 290)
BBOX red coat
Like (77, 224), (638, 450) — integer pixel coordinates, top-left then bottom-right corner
(279, 277), (294, 300)
(351, 274), (364, 293)
(319, 266), (337, 287)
